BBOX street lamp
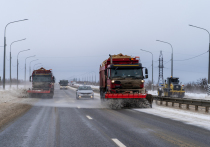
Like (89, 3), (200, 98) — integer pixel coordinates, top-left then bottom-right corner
(189, 24), (210, 95)
(29, 59), (38, 76)
(140, 49), (153, 91)
(17, 49), (30, 88)
(10, 38), (26, 88)
(25, 55), (36, 83)
(3, 19), (28, 90)
(33, 63), (42, 70)
(156, 40), (173, 77)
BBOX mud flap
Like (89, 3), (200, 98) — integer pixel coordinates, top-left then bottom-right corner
(145, 94), (153, 108)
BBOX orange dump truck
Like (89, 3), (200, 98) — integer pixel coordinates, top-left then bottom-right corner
(27, 67), (55, 98)
(99, 53), (153, 109)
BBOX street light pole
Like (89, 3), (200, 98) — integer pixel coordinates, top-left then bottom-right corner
(189, 24), (210, 95)
(140, 49), (153, 91)
(156, 40), (173, 77)
(25, 55), (36, 84)
(10, 38), (26, 88)
(3, 19), (28, 90)
(17, 49), (30, 88)
(29, 59), (38, 77)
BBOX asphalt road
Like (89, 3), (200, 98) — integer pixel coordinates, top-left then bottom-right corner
(0, 85), (210, 147)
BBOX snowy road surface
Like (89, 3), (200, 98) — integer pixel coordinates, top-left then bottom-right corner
(0, 84), (210, 147)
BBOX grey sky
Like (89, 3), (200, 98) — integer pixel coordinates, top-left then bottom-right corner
(0, 0), (209, 83)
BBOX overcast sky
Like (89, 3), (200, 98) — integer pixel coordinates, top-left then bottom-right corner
(0, 0), (209, 83)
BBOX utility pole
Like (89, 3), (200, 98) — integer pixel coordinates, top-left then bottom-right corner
(156, 40), (173, 77)
(158, 51), (164, 86)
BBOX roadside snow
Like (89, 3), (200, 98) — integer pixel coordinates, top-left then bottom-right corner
(0, 85), (31, 103)
(73, 84), (99, 89)
(147, 90), (210, 100)
(135, 104), (210, 131)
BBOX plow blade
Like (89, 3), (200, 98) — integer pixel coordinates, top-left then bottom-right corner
(105, 93), (147, 99)
(104, 93), (153, 109)
(27, 90), (50, 93)
(27, 90), (53, 98)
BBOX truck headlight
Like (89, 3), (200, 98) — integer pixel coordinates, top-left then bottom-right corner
(141, 80), (144, 83)
(111, 80), (115, 83)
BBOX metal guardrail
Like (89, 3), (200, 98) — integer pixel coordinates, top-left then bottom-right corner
(153, 96), (210, 113)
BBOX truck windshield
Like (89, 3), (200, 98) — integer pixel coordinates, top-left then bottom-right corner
(60, 81), (68, 86)
(171, 78), (179, 84)
(32, 75), (52, 82)
(78, 86), (92, 90)
(111, 68), (143, 78)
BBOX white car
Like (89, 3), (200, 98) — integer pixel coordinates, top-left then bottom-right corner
(76, 86), (94, 99)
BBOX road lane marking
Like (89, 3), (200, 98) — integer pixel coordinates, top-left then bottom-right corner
(112, 139), (126, 147)
(86, 115), (92, 119)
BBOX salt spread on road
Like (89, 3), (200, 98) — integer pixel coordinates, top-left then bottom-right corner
(135, 104), (210, 131)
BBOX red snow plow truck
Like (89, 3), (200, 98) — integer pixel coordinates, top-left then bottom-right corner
(27, 67), (55, 98)
(99, 53), (153, 109)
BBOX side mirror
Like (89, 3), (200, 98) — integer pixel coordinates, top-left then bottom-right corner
(52, 76), (55, 83)
(29, 76), (31, 82)
(145, 68), (148, 74)
(145, 75), (148, 79)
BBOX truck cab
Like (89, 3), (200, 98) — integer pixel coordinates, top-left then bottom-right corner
(106, 64), (148, 94)
(28, 67), (55, 98)
(59, 80), (69, 90)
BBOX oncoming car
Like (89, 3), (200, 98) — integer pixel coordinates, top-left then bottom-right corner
(76, 86), (94, 99)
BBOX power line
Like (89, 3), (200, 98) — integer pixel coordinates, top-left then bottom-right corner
(174, 51), (208, 61)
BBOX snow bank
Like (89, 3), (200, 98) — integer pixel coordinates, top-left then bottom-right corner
(147, 90), (210, 100)
(73, 84), (99, 89)
(135, 104), (210, 131)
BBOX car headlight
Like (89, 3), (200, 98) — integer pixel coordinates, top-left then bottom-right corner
(141, 80), (144, 83)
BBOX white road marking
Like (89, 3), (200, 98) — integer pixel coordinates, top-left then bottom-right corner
(86, 115), (93, 119)
(112, 139), (126, 147)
